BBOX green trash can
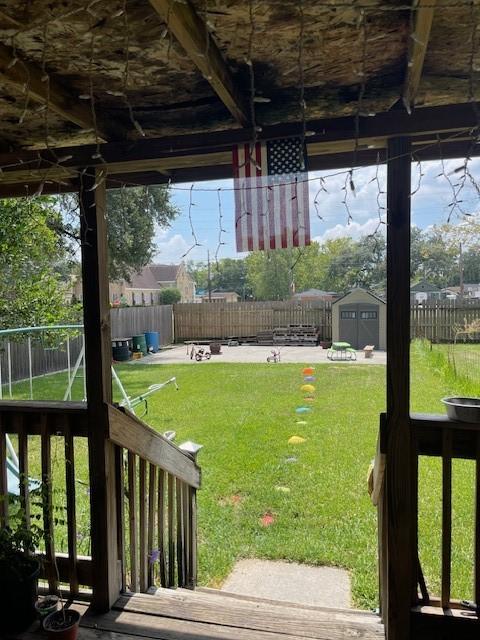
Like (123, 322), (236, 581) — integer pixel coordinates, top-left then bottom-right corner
(132, 334), (147, 355)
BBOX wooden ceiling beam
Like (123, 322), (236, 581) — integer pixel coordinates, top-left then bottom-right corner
(0, 101), (477, 176)
(0, 43), (111, 141)
(403, 0), (437, 113)
(148, 0), (249, 126)
(0, 10), (22, 29)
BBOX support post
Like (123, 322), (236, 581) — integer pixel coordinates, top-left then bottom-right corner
(80, 168), (120, 611)
(385, 137), (416, 640)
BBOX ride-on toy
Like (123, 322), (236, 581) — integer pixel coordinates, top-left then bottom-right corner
(267, 349), (281, 363)
(190, 344), (211, 361)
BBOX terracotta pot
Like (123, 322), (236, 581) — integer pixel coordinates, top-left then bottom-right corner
(44, 609), (80, 640)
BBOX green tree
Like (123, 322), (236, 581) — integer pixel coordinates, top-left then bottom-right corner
(158, 288), (181, 304)
(59, 185), (178, 282)
(0, 198), (77, 329)
(246, 251), (290, 300)
(106, 186), (178, 281)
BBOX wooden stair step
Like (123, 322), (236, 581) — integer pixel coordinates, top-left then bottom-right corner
(113, 591), (384, 639)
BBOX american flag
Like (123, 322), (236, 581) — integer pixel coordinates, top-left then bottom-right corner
(233, 137), (310, 252)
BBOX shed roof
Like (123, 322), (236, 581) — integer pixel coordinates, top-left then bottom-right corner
(332, 287), (386, 305)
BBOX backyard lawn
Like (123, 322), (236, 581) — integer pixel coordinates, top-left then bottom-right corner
(5, 341), (479, 610)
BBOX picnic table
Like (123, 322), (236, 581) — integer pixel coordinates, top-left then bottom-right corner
(327, 341), (357, 361)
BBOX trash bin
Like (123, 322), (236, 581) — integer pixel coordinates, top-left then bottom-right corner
(145, 331), (160, 353)
(132, 334), (147, 355)
(112, 338), (131, 362)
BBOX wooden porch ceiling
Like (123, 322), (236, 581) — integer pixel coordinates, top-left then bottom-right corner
(0, 0), (477, 193)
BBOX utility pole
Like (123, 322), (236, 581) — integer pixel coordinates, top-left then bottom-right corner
(207, 250), (212, 302)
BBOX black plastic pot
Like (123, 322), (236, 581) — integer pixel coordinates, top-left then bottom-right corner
(0, 555), (40, 633)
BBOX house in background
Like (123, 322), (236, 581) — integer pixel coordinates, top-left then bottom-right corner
(441, 284), (480, 300)
(73, 263), (195, 305)
(292, 288), (338, 303)
(410, 279), (441, 303)
(111, 263), (195, 305)
(200, 290), (240, 303)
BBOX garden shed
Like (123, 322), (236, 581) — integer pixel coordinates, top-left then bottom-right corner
(332, 288), (386, 350)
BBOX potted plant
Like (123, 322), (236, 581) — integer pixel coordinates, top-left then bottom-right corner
(0, 519), (41, 633)
(43, 607), (81, 640)
(35, 594), (59, 625)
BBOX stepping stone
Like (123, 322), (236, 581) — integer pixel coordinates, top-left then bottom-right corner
(222, 559), (351, 608)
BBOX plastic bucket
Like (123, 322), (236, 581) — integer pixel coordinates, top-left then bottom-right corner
(145, 331), (160, 353)
(132, 334), (147, 355)
(112, 339), (131, 362)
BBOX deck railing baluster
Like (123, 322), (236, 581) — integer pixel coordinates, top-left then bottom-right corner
(176, 477), (185, 587)
(115, 445), (126, 593)
(139, 457), (148, 592)
(40, 415), (57, 593)
(64, 418), (79, 595)
(167, 473), (175, 587)
(128, 451), (139, 592)
(17, 415), (30, 530)
(441, 428), (452, 608)
(148, 463), (157, 588)
(157, 469), (167, 588)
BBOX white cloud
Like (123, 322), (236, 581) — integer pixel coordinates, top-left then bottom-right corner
(313, 217), (385, 244)
(153, 232), (205, 262)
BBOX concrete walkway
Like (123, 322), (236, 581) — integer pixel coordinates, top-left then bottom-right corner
(221, 559), (351, 608)
(129, 344), (387, 365)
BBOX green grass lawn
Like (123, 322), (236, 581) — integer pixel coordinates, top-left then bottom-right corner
(5, 341), (479, 610)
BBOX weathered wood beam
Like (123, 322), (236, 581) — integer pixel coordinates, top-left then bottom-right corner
(80, 168), (120, 611)
(385, 137), (416, 640)
(148, 0), (248, 126)
(403, 0), (437, 112)
(0, 43), (110, 140)
(0, 102), (476, 173)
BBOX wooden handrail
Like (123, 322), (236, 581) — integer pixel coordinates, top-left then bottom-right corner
(0, 401), (88, 436)
(107, 404), (201, 489)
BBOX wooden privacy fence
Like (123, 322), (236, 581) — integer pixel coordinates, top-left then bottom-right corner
(110, 305), (174, 344)
(173, 301), (333, 342)
(410, 300), (480, 342)
(174, 300), (480, 343)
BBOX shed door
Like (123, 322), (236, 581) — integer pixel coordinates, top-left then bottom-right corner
(339, 302), (379, 349)
(358, 303), (379, 349)
(339, 303), (358, 347)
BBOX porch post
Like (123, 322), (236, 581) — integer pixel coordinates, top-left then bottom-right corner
(385, 137), (416, 640)
(80, 168), (120, 611)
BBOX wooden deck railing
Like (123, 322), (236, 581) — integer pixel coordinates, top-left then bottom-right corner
(0, 401), (91, 594)
(379, 412), (480, 635)
(0, 401), (201, 600)
(411, 414), (480, 611)
(108, 405), (201, 593)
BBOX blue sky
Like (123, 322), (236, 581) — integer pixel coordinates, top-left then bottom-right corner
(153, 158), (480, 264)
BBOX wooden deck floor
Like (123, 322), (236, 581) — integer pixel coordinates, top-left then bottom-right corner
(21, 587), (384, 640)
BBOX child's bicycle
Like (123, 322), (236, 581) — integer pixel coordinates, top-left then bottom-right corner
(267, 349), (281, 363)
